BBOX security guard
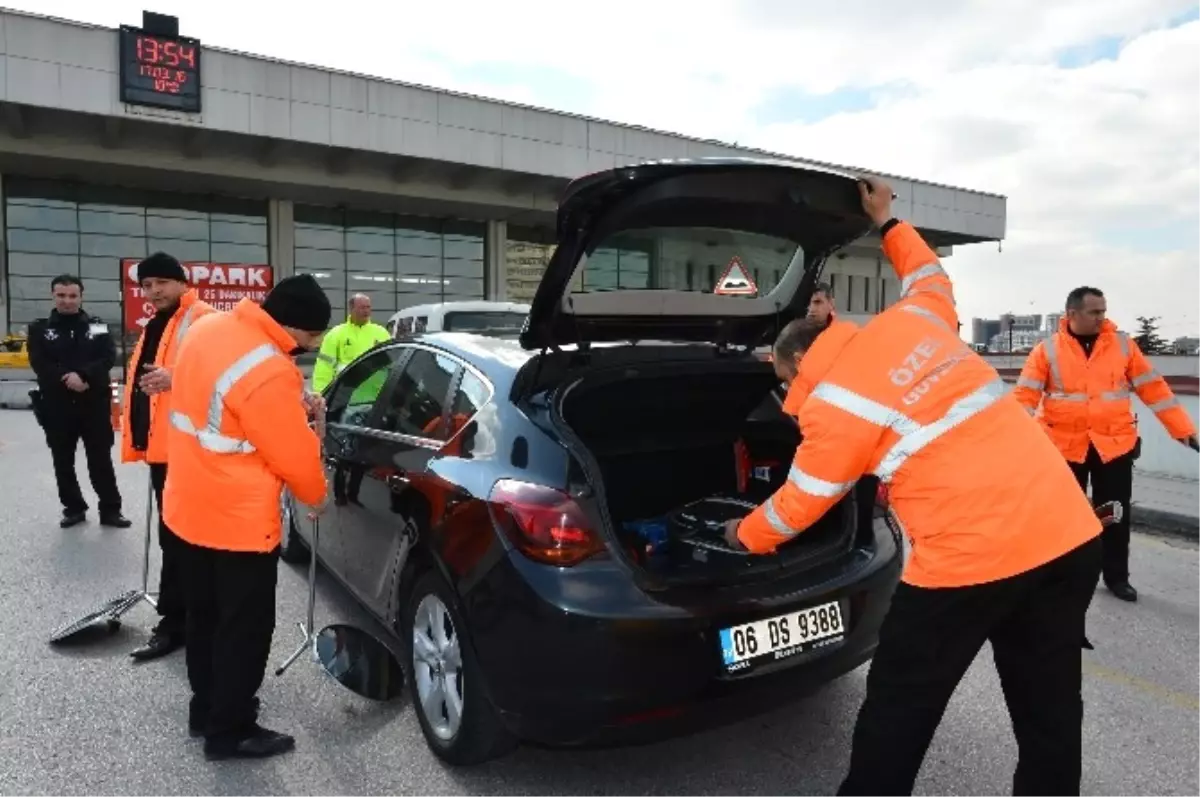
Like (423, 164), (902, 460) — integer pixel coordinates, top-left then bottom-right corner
(726, 177), (1103, 795)
(164, 274), (330, 760)
(27, 274), (130, 529)
(1013, 288), (1198, 602)
(310, 293), (390, 392)
(120, 253), (216, 661)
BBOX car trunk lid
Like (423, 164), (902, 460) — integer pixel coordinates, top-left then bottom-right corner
(519, 158), (873, 355)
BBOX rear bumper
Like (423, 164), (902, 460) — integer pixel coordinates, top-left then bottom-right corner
(465, 518), (902, 747)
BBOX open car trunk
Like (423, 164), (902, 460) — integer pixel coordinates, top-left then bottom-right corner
(555, 357), (859, 587)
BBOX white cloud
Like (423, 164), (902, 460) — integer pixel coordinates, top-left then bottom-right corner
(753, 19), (1199, 333)
(15, 0), (1200, 335)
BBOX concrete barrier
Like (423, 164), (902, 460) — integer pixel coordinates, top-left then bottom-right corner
(0, 380), (35, 409)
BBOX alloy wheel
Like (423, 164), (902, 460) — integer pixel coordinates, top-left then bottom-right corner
(412, 593), (465, 741)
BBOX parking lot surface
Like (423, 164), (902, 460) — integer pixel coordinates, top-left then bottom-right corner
(0, 408), (1195, 796)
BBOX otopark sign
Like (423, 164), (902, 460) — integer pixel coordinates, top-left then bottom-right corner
(120, 258), (274, 334)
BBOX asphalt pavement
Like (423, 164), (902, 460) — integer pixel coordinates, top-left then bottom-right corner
(0, 408), (1195, 796)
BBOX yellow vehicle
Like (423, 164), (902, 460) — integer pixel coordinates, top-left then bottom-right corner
(0, 335), (29, 369)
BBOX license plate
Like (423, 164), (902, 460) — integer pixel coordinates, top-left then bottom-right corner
(718, 600), (846, 673)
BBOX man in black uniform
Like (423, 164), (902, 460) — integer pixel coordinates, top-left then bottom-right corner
(27, 275), (131, 529)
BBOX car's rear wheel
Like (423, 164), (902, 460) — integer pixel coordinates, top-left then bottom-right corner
(404, 571), (515, 766)
(279, 489), (310, 564)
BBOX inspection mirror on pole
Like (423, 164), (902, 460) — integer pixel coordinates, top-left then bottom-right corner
(274, 505), (406, 702)
(49, 474), (160, 645)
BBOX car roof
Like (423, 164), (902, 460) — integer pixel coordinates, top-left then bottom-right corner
(387, 301), (531, 320)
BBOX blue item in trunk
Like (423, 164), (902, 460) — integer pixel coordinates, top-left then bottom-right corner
(623, 519), (669, 555)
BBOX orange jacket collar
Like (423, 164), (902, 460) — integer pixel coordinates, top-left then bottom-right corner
(233, 298), (298, 353)
(178, 288), (200, 312)
(781, 319), (859, 416)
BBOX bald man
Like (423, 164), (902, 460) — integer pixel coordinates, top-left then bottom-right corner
(311, 294), (391, 393)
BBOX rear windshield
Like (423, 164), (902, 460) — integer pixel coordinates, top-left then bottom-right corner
(570, 227), (801, 298)
(442, 311), (528, 334)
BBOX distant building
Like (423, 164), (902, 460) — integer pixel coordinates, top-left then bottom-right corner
(1170, 337), (1200, 355)
(972, 318), (1002, 347)
(1044, 312), (1064, 333)
(988, 313), (1045, 353)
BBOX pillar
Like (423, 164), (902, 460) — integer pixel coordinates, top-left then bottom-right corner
(0, 173), (8, 334)
(486, 219), (508, 301)
(269, 198), (295, 281)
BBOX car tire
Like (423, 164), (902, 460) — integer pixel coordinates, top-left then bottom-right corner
(279, 489), (310, 565)
(403, 571), (516, 766)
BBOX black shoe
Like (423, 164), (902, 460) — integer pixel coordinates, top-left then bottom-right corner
(1107, 581), (1138, 602)
(130, 630), (184, 662)
(189, 698), (262, 738)
(60, 512), (86, 529)
(203, 724), (293, 760)
(100, 513), (133, 528)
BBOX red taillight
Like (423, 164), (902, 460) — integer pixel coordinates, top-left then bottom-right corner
(488, 479), (605, 567)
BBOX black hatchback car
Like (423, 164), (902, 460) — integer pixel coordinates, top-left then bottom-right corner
(282, 158), (904, 765)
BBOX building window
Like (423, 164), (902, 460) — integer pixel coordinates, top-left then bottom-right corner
(294, 206), (486, 324)
(4, 178), (267, 356)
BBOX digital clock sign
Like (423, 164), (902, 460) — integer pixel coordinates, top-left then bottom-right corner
(118, 25), (202, 113)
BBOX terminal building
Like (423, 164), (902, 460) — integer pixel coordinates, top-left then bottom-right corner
(0, 8), (1007, 355)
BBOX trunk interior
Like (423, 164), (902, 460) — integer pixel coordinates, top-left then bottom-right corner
(556, 357), (859, 585)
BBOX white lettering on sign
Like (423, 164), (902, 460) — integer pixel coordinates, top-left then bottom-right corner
(184, 265), (270, 287)
(124, 259), (270, 289)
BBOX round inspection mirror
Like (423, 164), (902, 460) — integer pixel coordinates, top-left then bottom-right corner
(314, 623), (406, 701)
(48, 590), (140, 645)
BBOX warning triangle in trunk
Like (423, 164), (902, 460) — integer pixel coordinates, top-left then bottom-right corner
(714, 257), (758, 297)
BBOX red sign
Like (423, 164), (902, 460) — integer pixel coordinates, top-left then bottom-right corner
(121, 259), (274, 334)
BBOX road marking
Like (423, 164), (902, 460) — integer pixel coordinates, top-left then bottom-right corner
(1083, 660), (1200, 711)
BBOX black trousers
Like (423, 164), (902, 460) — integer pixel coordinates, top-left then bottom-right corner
(1068, 445), (1134, 585)
(148, 463), (186, 638)
(839, 537), (1103, 796)
(179, 537), (279, 742)
(44, 408), (122, 517)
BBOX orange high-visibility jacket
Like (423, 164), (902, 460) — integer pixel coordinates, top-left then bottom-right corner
(163, 299), (328, 553)
(120, 289), (215, 464)
(1013, 320), (1196, 464)
(736, 221), (1101, 588)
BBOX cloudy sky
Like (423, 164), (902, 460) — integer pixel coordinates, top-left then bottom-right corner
(18, 0), (1200, 338)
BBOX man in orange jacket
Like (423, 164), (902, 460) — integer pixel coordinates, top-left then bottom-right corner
(1013, 289), (1198, 602)
(163, 274), (331, 760)
(120, 252), (215, 662)
(725, 177), (1104, 796)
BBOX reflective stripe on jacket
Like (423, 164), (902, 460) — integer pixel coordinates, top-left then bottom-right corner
(120, 290), (214, 464)
(163, 298), (327, 553)
(1012, 320), (1196, 464)
(736, 221), (1101, 589)
(311, 319), (392, 393)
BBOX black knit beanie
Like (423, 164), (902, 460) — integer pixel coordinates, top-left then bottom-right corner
(261, 274), (332, 333)
(138, 252), (187, 283)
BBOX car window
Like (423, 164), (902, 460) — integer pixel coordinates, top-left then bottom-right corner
(325, 348), (404, 427)
(442, 311), (527, 335)
(376, 349), (459, 440)
(413, 316), (428, 334)
(451, 370), (490, 421)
